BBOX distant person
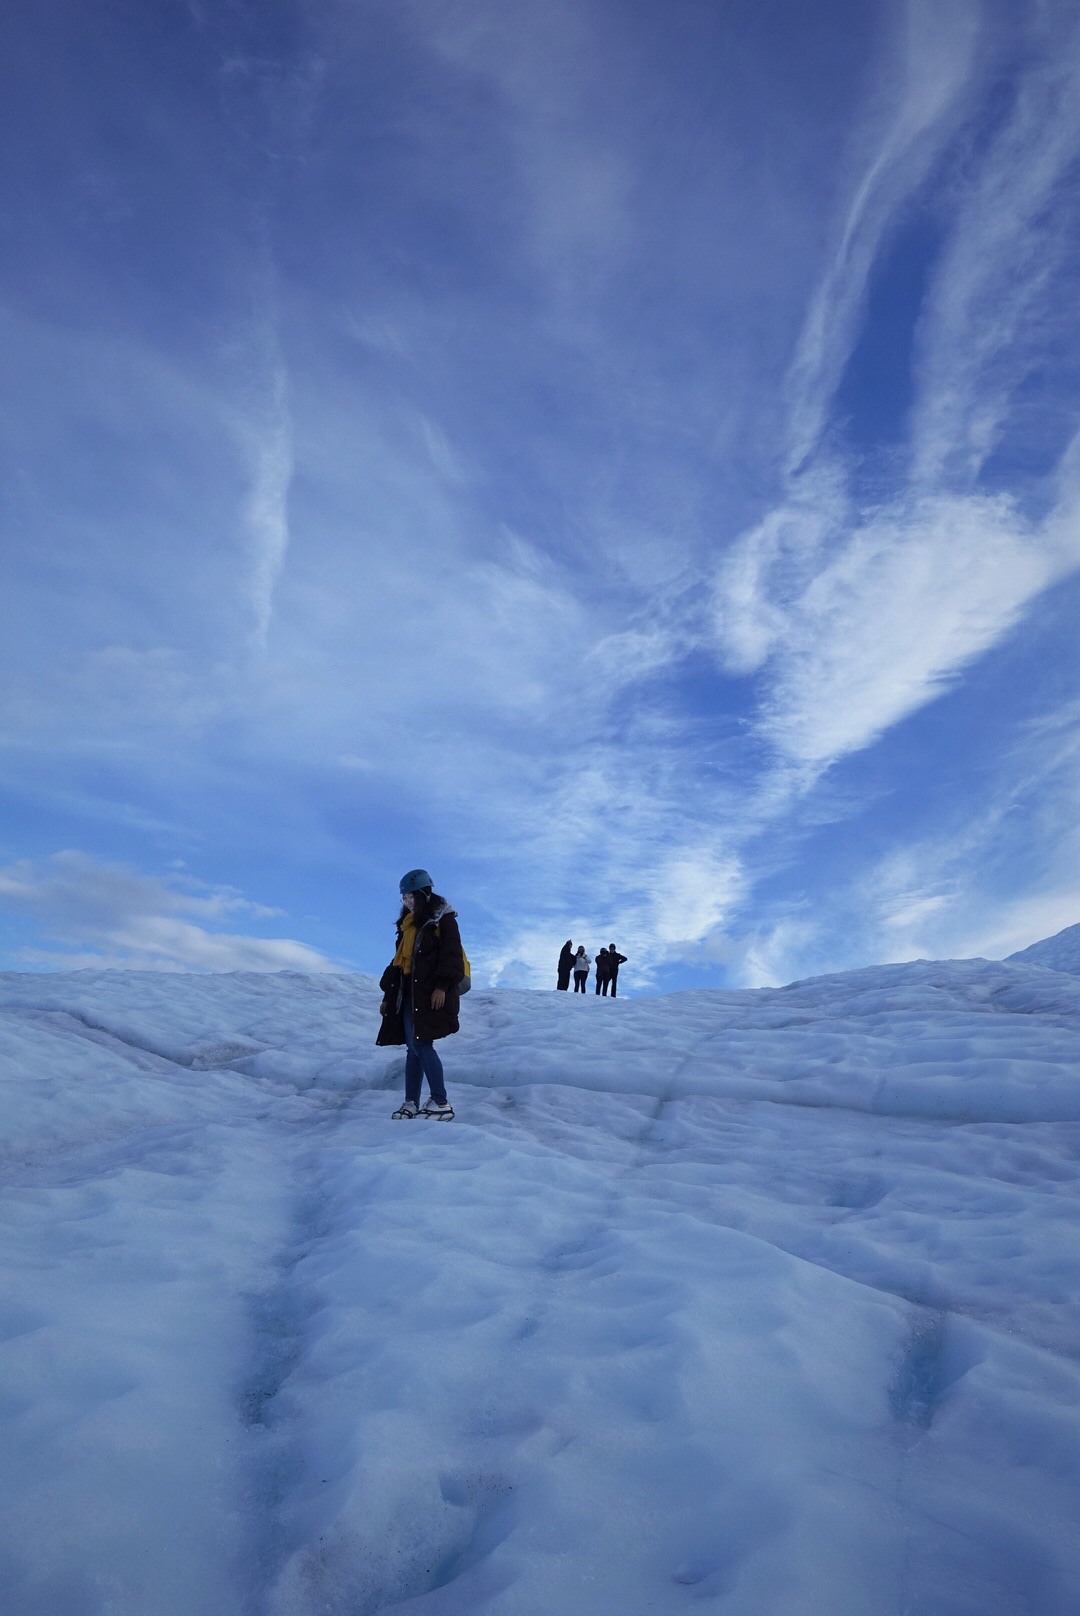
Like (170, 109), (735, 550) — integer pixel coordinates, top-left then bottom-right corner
(557, 939), (575, 991)
(377, 868), (463, 1119)
(572, 946), (591, 993)
(594, 947), (610, 995)
(603, 944), (627, 997)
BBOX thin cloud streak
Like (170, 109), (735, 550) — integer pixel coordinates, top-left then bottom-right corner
(239, 336), (293, 651)
(783, 0), (979, 476)
(811, 690), (1080, 974)
(911, 12), (1080, 489)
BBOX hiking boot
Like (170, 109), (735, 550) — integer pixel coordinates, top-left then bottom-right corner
(421, 1097), (455, 1119)
(392, 1099), (420, 1119)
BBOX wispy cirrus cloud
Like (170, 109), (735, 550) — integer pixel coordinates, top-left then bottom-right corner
(817, 682), (1080, 971)
(857, 838), (1080, 970)
(239, 340), (293, 652)
(222, 247), (295, 654)
(783, 0), (980, 476)
(716, 480), (1079, 769)
(911, 13), (1080, 489)
(714, 0), (1080, 783)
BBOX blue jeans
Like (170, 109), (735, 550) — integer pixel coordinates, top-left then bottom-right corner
(403, 995), (447, 1106)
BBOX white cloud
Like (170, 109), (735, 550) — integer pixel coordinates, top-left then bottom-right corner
(238, 343), (293, 651)
(481, 833), (740, 988)
(713, 467), (845, 676)
(661, 916), (820, 990)
(911, 17), (1080, 488)
(714, 2), (1080, 778)
(405, 0), (631, 302)
(955, 890), (1080, 962)
(0, 852), (335, 973)
(732, 920), (821, 990)
(647, 848), (745, 949)
(474, 755), (750, 988)
(850, 698), (1080, 968)
(727, 489), (1067, 768)
(866, 860), (1080, 968)
(783, 0), (980, 473)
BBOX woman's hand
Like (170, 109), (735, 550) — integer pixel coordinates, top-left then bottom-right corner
(431, 988), (446, 1011)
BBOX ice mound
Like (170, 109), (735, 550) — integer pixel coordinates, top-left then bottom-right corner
(1007, 919), (1080, 977)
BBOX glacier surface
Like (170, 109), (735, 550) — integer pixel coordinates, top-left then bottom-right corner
(1008, 919), (1080, 978)
(1, 958), (1079, 1615)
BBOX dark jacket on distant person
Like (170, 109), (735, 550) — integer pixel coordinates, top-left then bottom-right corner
(599, 946), (627, 995)
(557, 941), (575, 990)
(377, 895), (464, 1045)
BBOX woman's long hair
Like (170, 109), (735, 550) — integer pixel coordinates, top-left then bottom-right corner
(399, 888), (445, 927)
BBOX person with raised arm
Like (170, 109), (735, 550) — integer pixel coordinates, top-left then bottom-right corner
(602, 944), (627, 997)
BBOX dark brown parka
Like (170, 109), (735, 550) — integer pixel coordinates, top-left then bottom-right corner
(376, 897), (464, 1046)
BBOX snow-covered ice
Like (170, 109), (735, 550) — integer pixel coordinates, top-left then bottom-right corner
(1, 954), (1079, 1614)
(1008, 919), (1080, 978)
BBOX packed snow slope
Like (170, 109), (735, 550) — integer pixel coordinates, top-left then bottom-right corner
(1008, 918), (1080, 976)
(2, 958), (1080, 1616)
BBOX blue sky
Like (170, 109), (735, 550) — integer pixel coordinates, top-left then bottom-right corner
(2, 0), (1080, 992)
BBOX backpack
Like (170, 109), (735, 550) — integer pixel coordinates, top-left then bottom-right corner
(434, 921), (471, 995)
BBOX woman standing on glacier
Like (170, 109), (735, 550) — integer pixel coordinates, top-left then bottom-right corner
(572, 945), (591, 992)
(377, 869), (464, 1119)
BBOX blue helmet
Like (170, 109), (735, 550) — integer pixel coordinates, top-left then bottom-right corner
(399, 868), (434, 895)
